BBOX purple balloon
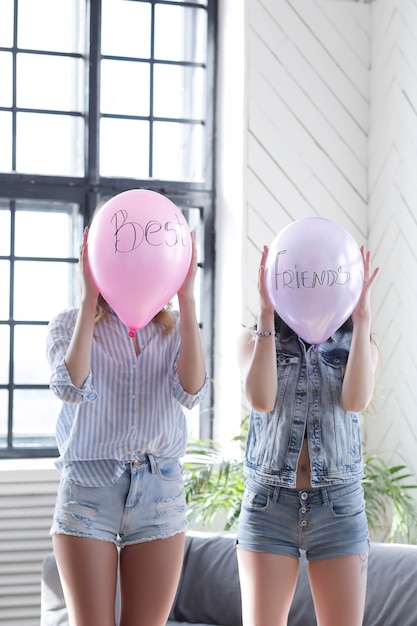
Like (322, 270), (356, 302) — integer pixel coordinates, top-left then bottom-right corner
(265, 218), (364, 345)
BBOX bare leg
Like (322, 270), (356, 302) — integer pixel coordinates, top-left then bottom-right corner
(308, 552), (368, 626)
(237, 549), (299, 626)
(53, 533), (118, 626)
(119, 532), (185, 626)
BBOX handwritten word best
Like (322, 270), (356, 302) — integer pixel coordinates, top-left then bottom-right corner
(112, 209), (188, 253)
(271, 249), (351, 290)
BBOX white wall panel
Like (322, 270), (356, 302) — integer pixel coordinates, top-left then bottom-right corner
(0, 462), (60, 625)
(368, 0), (417, 484)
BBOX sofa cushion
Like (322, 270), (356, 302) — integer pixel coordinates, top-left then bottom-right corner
(41, 533), (417, 626)
(41, 552), (69, 626)
(289, 542), (417, 626)
(364, 542), (417, 626)
(288, 551), (315, 625)
(170, 532), (242, 626)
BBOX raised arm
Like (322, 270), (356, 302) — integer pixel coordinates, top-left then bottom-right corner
(63, 228), (99, 389)
(341, 246), (380, 412)
(176, 234), (207, 395)
(238, 246), (277, 413)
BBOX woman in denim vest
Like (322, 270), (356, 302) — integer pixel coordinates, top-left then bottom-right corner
(237, 244), (379, 626)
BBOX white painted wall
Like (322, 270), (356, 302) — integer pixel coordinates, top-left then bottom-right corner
(215, 0), (417, 496)
(367, 0), (417, 478)
(213, 0), (246, 455)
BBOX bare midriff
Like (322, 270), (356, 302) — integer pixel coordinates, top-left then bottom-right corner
(295, 437), (313, 489)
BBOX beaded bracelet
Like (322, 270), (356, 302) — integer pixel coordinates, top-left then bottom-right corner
(250, 329), (276, 338)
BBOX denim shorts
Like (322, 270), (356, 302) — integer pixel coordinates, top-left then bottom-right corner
(51, 455), (186, 548)
(237, 479), (369, 561)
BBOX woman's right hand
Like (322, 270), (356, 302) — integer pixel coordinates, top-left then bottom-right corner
(64, 228), (98, 389)
(258, 245), (275, 315)
(238, 245), (278, 413)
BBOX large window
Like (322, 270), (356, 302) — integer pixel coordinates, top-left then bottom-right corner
(0, 0), (216, 458)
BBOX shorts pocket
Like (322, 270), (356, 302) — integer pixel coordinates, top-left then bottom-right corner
(241, 482), (271, 512)
(156, 457), (183, 481)
(329, 484), (365, 518)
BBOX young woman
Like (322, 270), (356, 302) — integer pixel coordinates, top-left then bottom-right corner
(46, 226), (208, 626)
(236, 244), (379, 626)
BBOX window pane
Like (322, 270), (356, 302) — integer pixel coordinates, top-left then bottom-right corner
(18, 0), (86, 54)
(14, 325), (49, 385)
(13, 389), (60, 445)
(153, 121), (204, 181)
(154, 5), (207, 64)
(101, 0), (151, 58)
(0, 52), (12, 107)
(16, 112), (84, 176)
(169, 0), (207, 4)
(0, 0), (14, 47)
(0, 390), (8, 446)
(0, 326), (9, 384)
(0, 112), (12, 172)
(14, 260), (79, 321)
(100, 118), (150, 178)
(0, 205), (10, 254)
(17, 53), (84, 112)
(15, 202), (82, 258)
(100, 60), (150, 116)
(0, 260), (10, 320)
(154, 64), (205, 119)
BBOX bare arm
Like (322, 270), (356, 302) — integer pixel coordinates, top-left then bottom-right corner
(64, 228), (99, 389)
(177, 235), (207, 395)
(238, 246), (277, 413)
(342, 246), (380, 412)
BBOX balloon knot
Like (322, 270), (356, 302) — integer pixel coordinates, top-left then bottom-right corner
(128, 330), (135, 338)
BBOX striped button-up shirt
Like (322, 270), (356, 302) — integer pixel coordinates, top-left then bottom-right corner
(46, 307), (208, 487)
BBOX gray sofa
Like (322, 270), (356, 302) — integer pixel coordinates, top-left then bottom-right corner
(41, 531), (417, 626)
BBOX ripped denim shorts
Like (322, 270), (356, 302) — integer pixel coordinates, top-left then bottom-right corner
(50, 454), (186, 548)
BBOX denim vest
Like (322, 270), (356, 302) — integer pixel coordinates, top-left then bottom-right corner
(244, 329), (363, 488)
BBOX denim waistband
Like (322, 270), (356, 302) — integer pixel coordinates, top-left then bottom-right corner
(247, 480), (362, 506)
(124, 453), (157, 473)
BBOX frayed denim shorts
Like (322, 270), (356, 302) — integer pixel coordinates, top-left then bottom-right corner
(237, 479), (369, 561)
(50, 454), (186, 548)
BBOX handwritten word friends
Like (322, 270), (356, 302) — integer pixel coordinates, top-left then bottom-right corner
(271, 249), (351, 290)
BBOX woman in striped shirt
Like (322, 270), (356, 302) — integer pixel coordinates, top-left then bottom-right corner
(46, 227), (208, 626)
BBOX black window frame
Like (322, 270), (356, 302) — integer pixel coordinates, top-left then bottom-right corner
(0, 0), (217, 459)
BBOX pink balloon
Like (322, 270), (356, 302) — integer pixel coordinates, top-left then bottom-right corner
(265, 218), (364, 345)
(88, 189), (192, 332)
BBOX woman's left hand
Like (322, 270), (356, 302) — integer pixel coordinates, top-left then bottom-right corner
(178, 233), (198, 300)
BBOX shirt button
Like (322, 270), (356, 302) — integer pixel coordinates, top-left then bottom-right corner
(300, 492), (308, 501)
(132, 460), (140, 468)
(300, 520), (307, 527)
(301, 507), (307, 513)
